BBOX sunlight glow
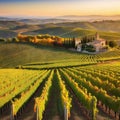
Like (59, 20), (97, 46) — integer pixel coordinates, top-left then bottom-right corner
(0, 0), (120, 17)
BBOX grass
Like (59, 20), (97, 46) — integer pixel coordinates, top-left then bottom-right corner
(0, 42), (120, 68)
(0, 42), (93, 68)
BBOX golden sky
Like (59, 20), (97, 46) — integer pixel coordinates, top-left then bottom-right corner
(0, 0), (120, 17)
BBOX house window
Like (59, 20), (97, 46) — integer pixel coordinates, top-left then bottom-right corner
(102, 43), (104, 46)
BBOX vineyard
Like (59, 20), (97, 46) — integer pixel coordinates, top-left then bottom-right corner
(0, 61), (120, 120)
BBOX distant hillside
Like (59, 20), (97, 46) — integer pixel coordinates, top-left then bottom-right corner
(18, 18), (73, 24)
(0, 30), (17, 38)
(56, 21), (120, 32)
(26, 21), (120, 40)
(0, 20), (120, 40)
(33, 27), (74, 36)
(58, 15), (120, 21)
(0, 20), (40, 36)
(25, 20), (120, 33)
(11, 24), (40, 33)
(0, 21), (24, 30)
(1, 15), (120, 23)
(1, 19), (120, 33)
(32, 27), (120, 41)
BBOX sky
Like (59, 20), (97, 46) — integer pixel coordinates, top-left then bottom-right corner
(0, 0), (120, 17)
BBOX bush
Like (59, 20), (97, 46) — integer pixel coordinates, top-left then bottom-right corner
(85, 45), (96, 52)
(12, 37), (19, 42)
(81, 44), (86, 51)
(0, 38), (5, 42)
(108, 41), (117, 48)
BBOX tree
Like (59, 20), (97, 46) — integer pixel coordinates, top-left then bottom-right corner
(81, 44), (86, 51)
(108, 41), (117, 48)
(81, 36), (94, 44)
(85, 45), (96, 52)
(12, 37), (19, 42)
(71, 37), (75, 48)
(0, 38), (5, 42)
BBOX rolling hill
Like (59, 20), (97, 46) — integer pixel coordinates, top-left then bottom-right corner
(0, 43), (91, 68)
(23, 21), (120, 41)
(31, 27), (120, 41)
(0, 43), (120, 68)
(0, 20), (120, 42)
(0, 30), (17, 38)
(0, 21), (24, 30)
(34, 20), (120, 32)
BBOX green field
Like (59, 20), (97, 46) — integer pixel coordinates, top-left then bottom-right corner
(0, 43), (120, 68)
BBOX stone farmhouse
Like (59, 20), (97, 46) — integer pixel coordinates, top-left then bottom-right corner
(76, 33), (106, 52)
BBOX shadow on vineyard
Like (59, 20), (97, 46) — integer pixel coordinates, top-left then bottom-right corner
(17, 72), (50, 120)
(0, 70), (50, 120)
(43, 72), (63, 120)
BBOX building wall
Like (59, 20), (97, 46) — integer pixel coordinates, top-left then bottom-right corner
(77, 45), (82, 52)
(75, 38), (81, 47)
(75, 33), (106, 52)
(101, 41), (106, 47)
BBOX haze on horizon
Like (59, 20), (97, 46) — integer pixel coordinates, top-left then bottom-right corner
(0, 0), (120, 17)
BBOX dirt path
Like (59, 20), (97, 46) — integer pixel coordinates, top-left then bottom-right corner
(0, 104), (11, 120)
(18, 75), (50, 120)
(59, 71), (87, 120)
(43, 73), (62, 120)
(97, 104), (119, 120)
(97, 110), (113, 120)
(69, 97), (86, 120)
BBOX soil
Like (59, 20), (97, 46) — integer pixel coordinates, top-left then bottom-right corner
(42, 73), (62, 120)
